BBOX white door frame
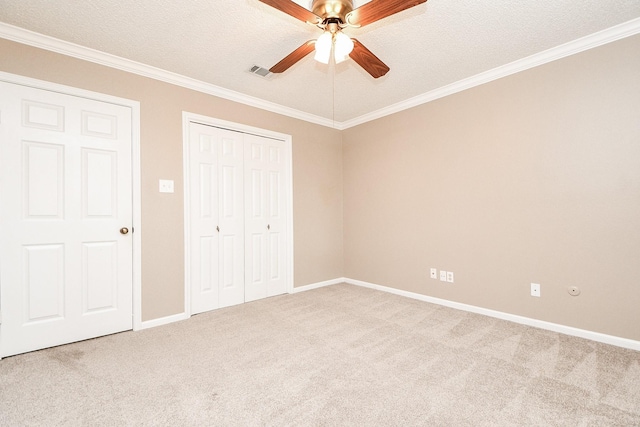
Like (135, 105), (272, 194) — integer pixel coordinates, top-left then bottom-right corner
(0, 71), (143, 331)
(182, 112), (294, 317)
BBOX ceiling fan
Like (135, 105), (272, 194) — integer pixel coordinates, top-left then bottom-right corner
(259, 0), (427, 78)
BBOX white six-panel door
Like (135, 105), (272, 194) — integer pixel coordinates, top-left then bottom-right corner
(188, 121), (288, 313)
(189, 123), (244, 314)
(0, 81), (133, 358)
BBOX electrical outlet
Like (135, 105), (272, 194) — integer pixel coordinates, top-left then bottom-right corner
(446, 272), (454, 283)
(439, 271), (447, 282)
(531, 283), (541, 297)
(430, 268), (437, 279)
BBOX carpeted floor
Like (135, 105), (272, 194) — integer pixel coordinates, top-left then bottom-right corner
(1, 283), (639, 426)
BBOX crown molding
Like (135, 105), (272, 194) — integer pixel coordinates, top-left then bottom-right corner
(340, 17), (640, 130)
(2, 17), (639, 131)
(0, 22), (334, 128)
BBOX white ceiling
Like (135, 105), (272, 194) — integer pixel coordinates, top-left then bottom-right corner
(1, 0), (639, 124)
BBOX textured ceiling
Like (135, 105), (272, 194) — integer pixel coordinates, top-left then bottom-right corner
(1, 0), (639, 123)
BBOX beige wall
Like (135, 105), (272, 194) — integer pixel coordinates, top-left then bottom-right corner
(343, 34), (640, 341)
(0, 39), (344, 321)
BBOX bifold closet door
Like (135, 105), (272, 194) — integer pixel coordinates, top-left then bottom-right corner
(189, 122), (244, 314)
(244, 134), (286, 302)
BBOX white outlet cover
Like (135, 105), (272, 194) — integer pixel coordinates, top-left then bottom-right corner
(446, 272), (454, 283)
(531, 283), (541, 297)
(159, 179), (174, 193)
(439, 271), (447, 282)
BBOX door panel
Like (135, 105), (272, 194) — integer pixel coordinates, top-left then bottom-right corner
(269, 232), (281, 281)
(244, 142), (267, 302)
(200, 237), (215, 293)
(82, 149), (117, 217)
(81, 111), (118, 139)
(0, 81), (133, 357)
(199, 163), (215, 218)
(82, 241), (117, 313)
(189, 123), (244, 313)
(23, 141), (65, 218)
(189, 125), (220, 314)
(251, 233), (263, 284)
(215, 131), (244, 308)
(265, 141), (286, 297)
(22, 100), (64, 131)
(24, 244), (65, 322)
(244, 135), (286, 301)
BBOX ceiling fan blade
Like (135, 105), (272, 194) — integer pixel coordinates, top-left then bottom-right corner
(347, 0), (428, 27)
(270, 40), (316, 73)
(258, 0), (322, 24)
(349, 39), (390, 78)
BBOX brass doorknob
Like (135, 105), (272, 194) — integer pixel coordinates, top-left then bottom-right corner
(120, 227), (129, 235)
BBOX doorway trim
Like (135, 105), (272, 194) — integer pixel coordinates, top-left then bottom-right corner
(0, 71), (143, 331)
(182, 112), (294, 317)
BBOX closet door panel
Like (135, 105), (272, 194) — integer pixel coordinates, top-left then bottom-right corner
(244, 138), (268, 302)
(244, 135), (287, 300)
(265, 143), (286, 297)
(189, 123), (220, 314)
(218, 131), (244, 308)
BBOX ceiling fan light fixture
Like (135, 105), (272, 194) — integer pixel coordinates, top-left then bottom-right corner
(314, 31), (332, 64)
(335, 54), (349, 64)
(333, 31), (354, 59)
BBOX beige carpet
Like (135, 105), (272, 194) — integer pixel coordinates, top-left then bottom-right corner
(1, 283), (639, 426)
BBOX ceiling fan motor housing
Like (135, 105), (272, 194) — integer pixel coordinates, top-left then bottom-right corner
(312, 0), (354, 23)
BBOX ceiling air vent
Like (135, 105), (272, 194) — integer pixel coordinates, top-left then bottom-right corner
(249, 65), (271, 77)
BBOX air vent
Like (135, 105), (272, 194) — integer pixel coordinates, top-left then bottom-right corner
(249, 65), (272, 77)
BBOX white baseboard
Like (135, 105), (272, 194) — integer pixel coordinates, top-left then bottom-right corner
(291, 277), (346, 293)
(136, 278), (344, 331)
(135, 312), (189, 331)
(291, 276), (640, 351)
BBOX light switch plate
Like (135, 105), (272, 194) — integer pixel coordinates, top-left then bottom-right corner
(159, 179), (174, 193)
